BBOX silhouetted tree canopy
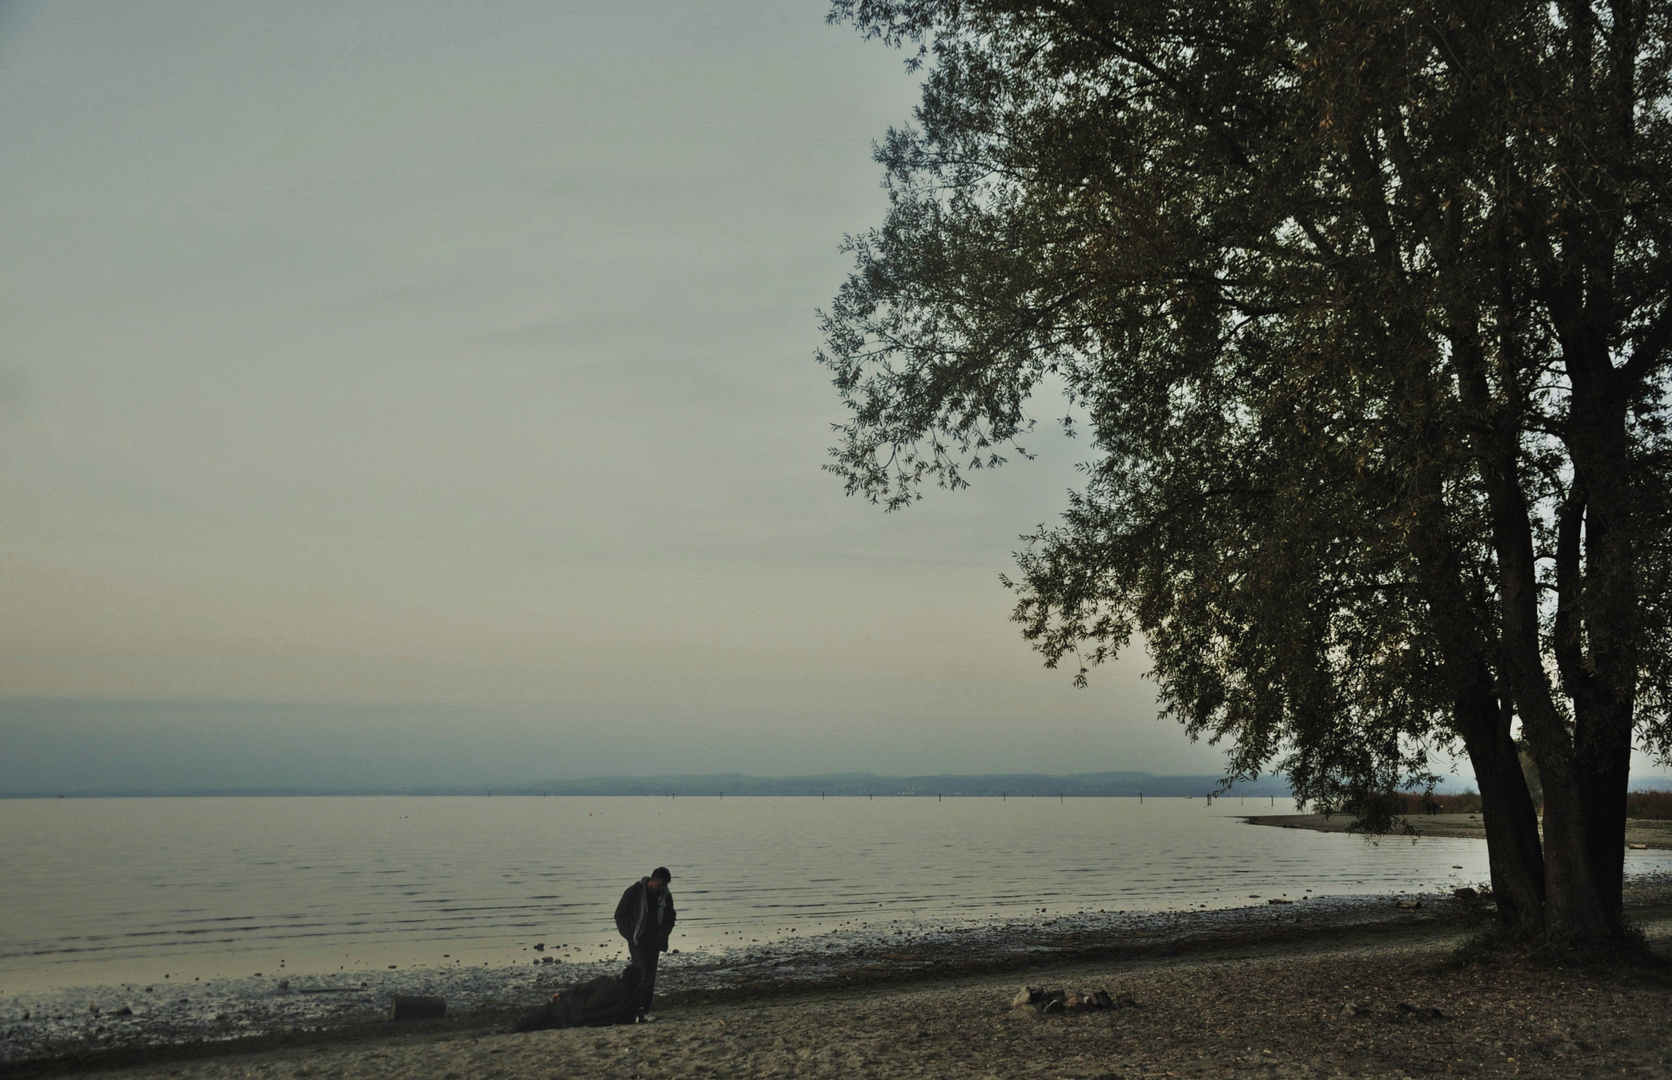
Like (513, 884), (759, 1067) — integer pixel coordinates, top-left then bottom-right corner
(822, 0), (1672, 940)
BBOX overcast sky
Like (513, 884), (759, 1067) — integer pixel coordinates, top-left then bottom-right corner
(1, 2), (1663, 794)
(0, 0), (1236, 791)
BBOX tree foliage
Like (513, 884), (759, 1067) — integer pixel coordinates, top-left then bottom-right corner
(821, 0), (1672, 939)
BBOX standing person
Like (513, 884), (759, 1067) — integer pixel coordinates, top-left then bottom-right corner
(613, 866), (675, 1021)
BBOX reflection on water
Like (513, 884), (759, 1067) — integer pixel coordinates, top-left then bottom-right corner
(3, 796), (1667, 992)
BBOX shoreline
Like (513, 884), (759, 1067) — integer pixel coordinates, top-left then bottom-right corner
(8, 876), (1672, 1077)
(1244, 811), (1672, 849)
(0, 890), (1487, 1072)
(3, 883), (1669, 1080)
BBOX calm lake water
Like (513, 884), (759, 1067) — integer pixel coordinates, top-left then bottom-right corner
(4, 795), (1669, 994)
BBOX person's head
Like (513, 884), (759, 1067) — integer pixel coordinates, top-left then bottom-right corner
(647, 867), (671, 892)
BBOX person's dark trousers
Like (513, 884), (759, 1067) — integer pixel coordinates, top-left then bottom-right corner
(627, 942), (660, 1014)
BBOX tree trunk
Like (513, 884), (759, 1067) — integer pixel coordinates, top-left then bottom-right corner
(1541, 339), (1638, 940)
(1398, 368), (1548, 936)
(1457, 692), (1545, 936)
(1576, 740), (1631, 930)
(1535, 751), (1616, 940)
(1560, 355), (1638, 935)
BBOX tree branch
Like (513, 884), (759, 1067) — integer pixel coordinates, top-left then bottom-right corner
(1620, 307), (1672, 388)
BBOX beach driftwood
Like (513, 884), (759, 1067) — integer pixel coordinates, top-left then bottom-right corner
(512, 967), (644, 1031)
(389, 996), (447, 1021)
(1011, 985), (1129, 1014)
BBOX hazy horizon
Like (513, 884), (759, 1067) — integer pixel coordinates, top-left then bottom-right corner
(0, 696), (1306, 795)
(0, 2), (1245, 785)
(0, 696), (1247, 795)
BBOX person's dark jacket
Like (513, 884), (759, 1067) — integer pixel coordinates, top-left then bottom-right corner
(512, 966), (642, 1031)
(614, 878), (676, 951)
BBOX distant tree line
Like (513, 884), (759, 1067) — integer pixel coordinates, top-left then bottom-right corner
(518, 771), (1291, 799)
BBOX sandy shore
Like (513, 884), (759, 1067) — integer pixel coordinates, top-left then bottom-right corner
(3, 892), (1492, 1069)
(18, 921), (1672, 1080)
(10, 887), (1672, 1080)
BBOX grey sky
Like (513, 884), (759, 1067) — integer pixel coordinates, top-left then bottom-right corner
(1, 2), (1661, 793)
(0, 0), (1228, 789)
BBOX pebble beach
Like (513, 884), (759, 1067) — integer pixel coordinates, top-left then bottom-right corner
(15, 918), (1672, 1080)
(9, 879), (1672, 1080)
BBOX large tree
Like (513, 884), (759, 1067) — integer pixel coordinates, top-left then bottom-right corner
(820, 0), (1672, 940)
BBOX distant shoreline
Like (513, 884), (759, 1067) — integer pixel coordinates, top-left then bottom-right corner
(0, 772), (1293, 800)
(0, 791), (1289, 799)
(1246, 811), (1672, 850)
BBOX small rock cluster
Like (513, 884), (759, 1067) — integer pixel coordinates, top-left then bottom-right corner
(1010, 985), (1135, 1015)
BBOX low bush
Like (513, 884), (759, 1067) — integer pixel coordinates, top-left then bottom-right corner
(1626, 790), (1672, 820)
(1351, 789), (1669, 818)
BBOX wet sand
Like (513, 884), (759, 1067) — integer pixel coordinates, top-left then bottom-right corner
(9, 881), (1672, 1079)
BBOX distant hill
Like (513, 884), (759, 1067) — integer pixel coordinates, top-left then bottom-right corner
(1, 770), (1291, 798)
(506, 771), (1290, 798)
